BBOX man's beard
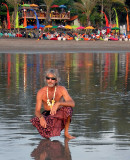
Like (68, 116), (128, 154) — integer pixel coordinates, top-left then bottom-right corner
(48, 83), (55, 87)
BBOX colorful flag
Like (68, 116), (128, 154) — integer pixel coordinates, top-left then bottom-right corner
(15, 10), (19, 28)
(23, 9), (27, 27)
(113, 8), (119, 27)
(2, 3), (11, 29)
(30, 9), (40, 30)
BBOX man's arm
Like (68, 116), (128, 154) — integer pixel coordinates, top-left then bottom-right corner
(35, 90), (47, 128)
(35, 91), (43, 118)
(50, 87), (75, 115)
(59, 86), (75, 107)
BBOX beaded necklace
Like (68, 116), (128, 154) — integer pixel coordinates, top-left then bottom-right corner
(47, 86), (56, 109)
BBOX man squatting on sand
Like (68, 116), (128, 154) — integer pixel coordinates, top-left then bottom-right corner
(30, 68), (75, 139)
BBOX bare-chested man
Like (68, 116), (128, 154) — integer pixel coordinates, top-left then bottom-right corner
(31, 68), (75, 139)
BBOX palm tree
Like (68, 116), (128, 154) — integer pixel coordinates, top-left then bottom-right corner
(6, 0), (21, 29)
(42, 0), (54, 24)
(74, 0), (98, 26)
(100, 0), (125, 24)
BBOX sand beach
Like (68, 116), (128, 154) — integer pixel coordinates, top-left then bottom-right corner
(0, 38), (130, 53)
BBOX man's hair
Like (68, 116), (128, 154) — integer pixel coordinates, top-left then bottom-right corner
(44, 68), (61, 85)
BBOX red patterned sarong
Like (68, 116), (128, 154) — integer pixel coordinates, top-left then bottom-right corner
(30, 107), (73, 138)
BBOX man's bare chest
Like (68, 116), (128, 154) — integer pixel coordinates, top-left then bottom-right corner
(42, 91), (63, 103)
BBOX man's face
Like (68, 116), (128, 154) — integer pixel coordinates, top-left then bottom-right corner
(46, 73), (57, 87)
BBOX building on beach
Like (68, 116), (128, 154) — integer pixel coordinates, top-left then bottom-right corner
(19, 4), (74, 26)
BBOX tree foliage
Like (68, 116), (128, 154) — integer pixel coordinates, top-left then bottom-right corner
(41, 0), (54, 24)
(0, 0), (130, 28)
(74, 0), (99, 25)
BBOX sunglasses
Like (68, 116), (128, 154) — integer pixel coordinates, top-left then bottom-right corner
(46, 76), (57, 80)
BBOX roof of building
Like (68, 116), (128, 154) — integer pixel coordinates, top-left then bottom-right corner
(68, 15), (78, 21)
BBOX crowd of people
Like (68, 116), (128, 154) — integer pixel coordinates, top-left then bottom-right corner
(39, 31), (130, 41)
(0, 29), (130, 41)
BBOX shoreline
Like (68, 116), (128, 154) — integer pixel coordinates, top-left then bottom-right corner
(0, 38), (130, 54)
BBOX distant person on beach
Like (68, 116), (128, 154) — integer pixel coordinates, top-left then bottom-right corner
(30, 68), (75, 139)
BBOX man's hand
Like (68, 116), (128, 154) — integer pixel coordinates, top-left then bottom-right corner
(50, 102), (60, 115)
(40, 117), (47, 128)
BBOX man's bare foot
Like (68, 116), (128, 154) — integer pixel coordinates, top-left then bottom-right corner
(65, 133), (76, 139)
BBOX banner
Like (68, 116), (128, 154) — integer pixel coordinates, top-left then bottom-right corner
(23, 9), (27, 27)
(15, 10), (19, 28)
(113, 8), (119, 27)
(30, 9), (40, 29)
(101, 11), (110, 33)
(2, 3), (11, 29)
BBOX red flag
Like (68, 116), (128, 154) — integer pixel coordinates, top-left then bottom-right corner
(2, 3), (11, 29)
(23, 9), (27, 27)
(101, 11), (110, 34)
(101, 11), (109, 27)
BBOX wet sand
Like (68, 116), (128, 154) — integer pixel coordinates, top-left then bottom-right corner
(0, 38), (130, 53)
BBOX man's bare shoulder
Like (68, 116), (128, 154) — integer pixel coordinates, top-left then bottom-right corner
(37, 86), (47, 96)
(57, 85), (67, 93)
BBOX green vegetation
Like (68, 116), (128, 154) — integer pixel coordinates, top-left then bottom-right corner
(0, 0), (130, 28)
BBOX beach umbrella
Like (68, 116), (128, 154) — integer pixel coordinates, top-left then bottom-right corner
(34, 26), (43, 29)
(21, 4), (30, 7)
(58, 25), (65, 28)
(25, 25), (34, 29)
(40, 24), (45, 28)
(85, 26), (95, 29)
(51, 5), (59, 8)
(39, 4), (46, 7)
(33, 26), (37, 29)
(111, 27), (120, 30)
(57, 25), (65, 31)
(18, 24), (25, 28)
(52, 25), (58, 28)
(111, 27), (120, 34)
(76, 26), (85, 29)
(64, 25), (72, 29)
(71, 25), (78, 29)
(59, 5), (66, 8)
(103, 26), (111, 30)
(30, 4), (38, 7)
(45, 25), (53, 28)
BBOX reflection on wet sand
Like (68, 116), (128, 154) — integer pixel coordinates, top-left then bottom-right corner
(31, 138), (72, 160)
(0, 52), (130, 160)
